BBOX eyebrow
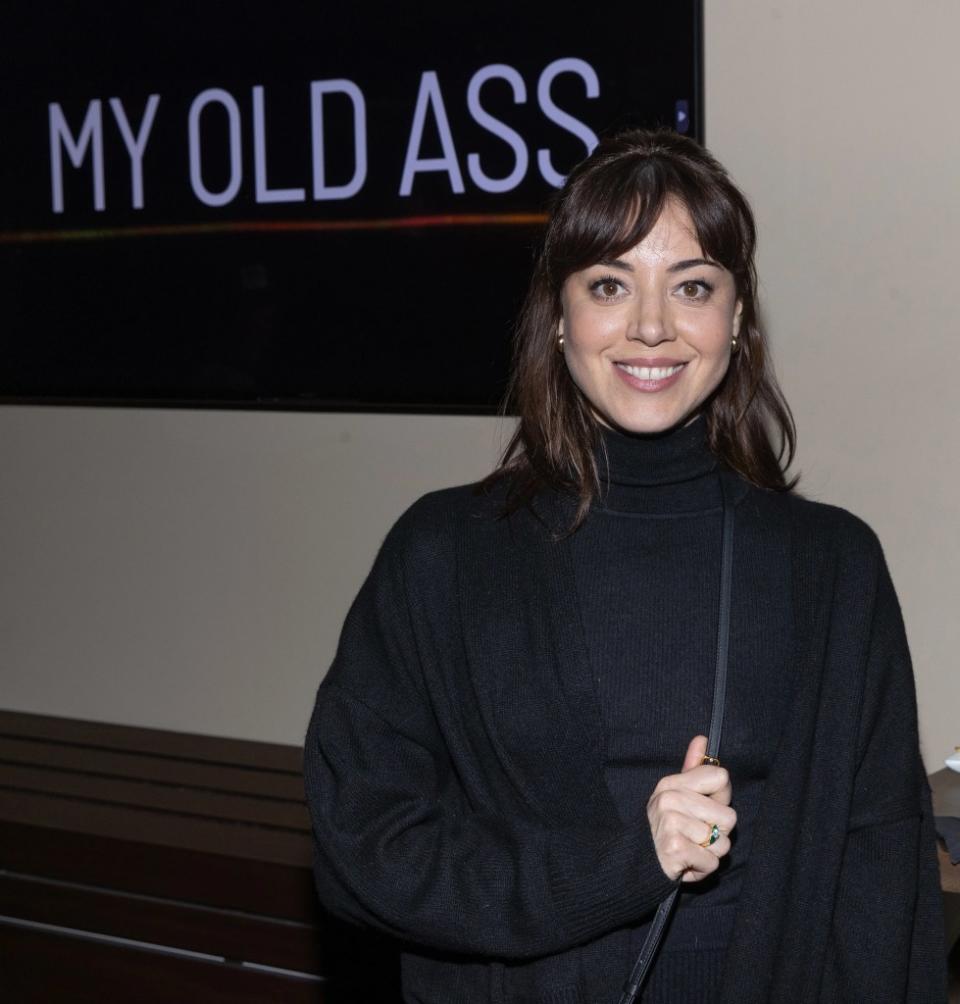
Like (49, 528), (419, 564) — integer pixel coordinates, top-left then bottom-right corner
(596, 256), (722, 273)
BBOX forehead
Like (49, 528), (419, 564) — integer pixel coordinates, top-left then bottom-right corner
(623, 199), (704, 267)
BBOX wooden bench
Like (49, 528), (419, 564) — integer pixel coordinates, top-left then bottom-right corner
(4, 709), (955, 1000)
(931, 767), (960, 998)
(0, 709), (399, 1003)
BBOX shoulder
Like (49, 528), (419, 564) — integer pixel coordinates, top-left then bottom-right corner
(782, 490), (883, 557)
(389, 479), (505, 538)
(745, 487), (894, 609)
(377, 478), (510, 574)
(735, 479), (887, 588)
(399, 479), (504, 524)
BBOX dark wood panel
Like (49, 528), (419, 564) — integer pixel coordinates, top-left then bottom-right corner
(0, 788), (311, 864)
(932, 768), (960, 896)
(0, 761), (310, 830)
(0, 872), (323, 975)
(0, 709), (303, 772)
(942, 846), (960, 897)
(0, 736), (306, 800)
(0, 711), (376, 998)
(0, 821), (321, 922)
(932, 768), (960, 818)
(0, 922), (326, 1004)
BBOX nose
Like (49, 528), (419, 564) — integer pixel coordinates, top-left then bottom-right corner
(626, 292), (672, 344)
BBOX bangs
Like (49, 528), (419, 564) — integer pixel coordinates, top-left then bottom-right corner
(544, 155), (754, 288)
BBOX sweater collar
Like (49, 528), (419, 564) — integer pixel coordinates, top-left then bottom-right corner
(596, 413), (717, 486)
(593, 413), (722, 514)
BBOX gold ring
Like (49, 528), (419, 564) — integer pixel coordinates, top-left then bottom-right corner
(700, 823), (721, 848)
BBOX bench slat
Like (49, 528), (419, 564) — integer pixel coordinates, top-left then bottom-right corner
(0, 788), (311, 865)
(1, 820), (320, 921)
(0, 761), (310, 830)
(1, 922), (326, 1004)
(0, 871), (322, 974)
(0, 709), (303, 772)
(0, 735), (305, 800)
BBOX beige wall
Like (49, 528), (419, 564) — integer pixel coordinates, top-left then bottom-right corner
(705, 0), (960, 774)
(0, 409), (507, 741)
(2, 0), (957, 773)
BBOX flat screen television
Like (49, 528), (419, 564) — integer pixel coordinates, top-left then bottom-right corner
(0, 1), (703, 412)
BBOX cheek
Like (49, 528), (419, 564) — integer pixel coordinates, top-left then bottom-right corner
(563, 316), (617, 395)
(564, 303), (621, 350)
(697, 337), (733, 386)
(562, 340), (598, 391)
(560, 311), (611, 396)
(677, 307), (736, 355)
(687, 319), (734, 387)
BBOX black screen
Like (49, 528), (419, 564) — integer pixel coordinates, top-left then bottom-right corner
(0, 1), (703, 412)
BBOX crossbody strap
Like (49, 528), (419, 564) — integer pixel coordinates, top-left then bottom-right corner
(706, 467), (736, 764)
(617, 468), (736, 1004)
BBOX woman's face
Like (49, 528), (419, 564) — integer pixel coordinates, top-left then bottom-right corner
(559, 198), (742, 435)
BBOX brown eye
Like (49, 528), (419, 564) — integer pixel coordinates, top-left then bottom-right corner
(681, 281), (702, 298)
(588, 275), (627, 300)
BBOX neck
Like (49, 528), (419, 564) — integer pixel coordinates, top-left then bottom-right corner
(593, 414), (723, 514)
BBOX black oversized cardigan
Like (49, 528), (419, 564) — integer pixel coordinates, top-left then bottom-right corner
(303, 472), (947, 1003)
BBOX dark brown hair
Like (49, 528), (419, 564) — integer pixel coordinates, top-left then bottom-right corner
(481, 127), (799, 532)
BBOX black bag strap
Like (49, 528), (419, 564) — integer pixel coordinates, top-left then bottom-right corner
(617, 467), (737, 1004)
(706, 467), (736, 764)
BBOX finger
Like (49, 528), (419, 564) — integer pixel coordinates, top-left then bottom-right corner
(687, 793), (737, 834)
(704, 833), (732, 859)
(651, 818), (714, 881)
(656, 763), (732, 799)
(682, 773), (733, 807)
(682, 831), (735, 879)
(652, 823), (731, 882)
(688, 818), (732, 854)
(678, 812), (735, 852)
(653, 790), (737, 835)
(681, 735), (708, 773)
(679, 843), (723, 882)
(709, 779), (733, 807)
(651, 807), (734, 859)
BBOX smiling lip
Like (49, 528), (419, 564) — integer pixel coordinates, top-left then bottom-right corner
(616, 357), (687, 367)
(613, 359), (687, 392)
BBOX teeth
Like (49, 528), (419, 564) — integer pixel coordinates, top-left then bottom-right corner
(617, 363), (684, 380)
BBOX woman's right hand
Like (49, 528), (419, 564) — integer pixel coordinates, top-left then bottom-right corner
(646, 734), (737, 883)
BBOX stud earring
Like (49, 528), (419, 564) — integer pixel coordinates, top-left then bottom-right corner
(557, 335), (565, 353)
(731, 335), (739, 354)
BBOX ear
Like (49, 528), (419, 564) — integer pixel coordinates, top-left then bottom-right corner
(733, 299), (744, 337)
(558, 316), (565, 337)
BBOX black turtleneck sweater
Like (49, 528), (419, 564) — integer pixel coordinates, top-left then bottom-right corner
(567, 414), (793, 995)
(306, 409), (947, 1003)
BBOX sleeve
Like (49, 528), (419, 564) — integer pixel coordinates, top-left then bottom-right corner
(302, 509), (678, 961)
(819, 541), (948, 1002)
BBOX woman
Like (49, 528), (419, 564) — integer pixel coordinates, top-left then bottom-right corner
(303, 130), (946, 1002)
